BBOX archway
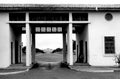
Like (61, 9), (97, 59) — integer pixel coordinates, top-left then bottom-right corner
(9, 12), (89, 67)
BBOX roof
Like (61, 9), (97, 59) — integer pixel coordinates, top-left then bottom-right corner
(0, 4), (120, 11)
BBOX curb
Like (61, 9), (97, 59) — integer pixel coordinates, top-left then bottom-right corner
(0, 68), (29, 75)
(78, 69), (114, 73)
(70, 68), (114, 73)
(69, 66), (120, 73)
(114, 69), (120, 72)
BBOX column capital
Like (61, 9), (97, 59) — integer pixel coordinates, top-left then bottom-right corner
(69, 12), (72, 23)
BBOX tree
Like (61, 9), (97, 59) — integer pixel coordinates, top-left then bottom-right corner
(36, 48), (45, 53)
(22, 46), (45, 54)
(52, 48), (63, 53)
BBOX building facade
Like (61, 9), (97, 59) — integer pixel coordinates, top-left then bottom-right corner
(0, 4), (120, 68)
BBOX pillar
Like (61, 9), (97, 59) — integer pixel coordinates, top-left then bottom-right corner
(21, 42), (23, 63)
(76, 33), (79, 62)
(63, 33), (67, 63)
(32, 32), (36, 64)
(26, 13), (32, 66)
(67, 12), (73, 65)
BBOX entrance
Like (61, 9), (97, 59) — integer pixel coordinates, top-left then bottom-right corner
(31, 24), (67, 65)
(75, 24), (88, 64)
(9, 12), (89, 66)
(10, 24), (24, 65)
(11, 42), (13, 64)
(15, 40), (19, 64)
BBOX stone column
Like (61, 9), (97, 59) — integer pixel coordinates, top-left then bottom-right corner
(32, 32), (36, 64)
(67, 13), (73, 65)
(76, 33), (79, 62)
(26, 13), (32, 66)
(63, 32), (67, 63)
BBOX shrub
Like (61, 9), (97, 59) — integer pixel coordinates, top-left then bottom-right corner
(22, 46), (45, 54)
(114, 54), (120, 64)
(31, 63), (40, 69)
(60, 62), (70, 69)
(52, 48), (63, 53)
(36, 48), (45, 54)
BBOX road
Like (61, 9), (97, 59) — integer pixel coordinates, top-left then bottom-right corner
(0, 66), (119, 79)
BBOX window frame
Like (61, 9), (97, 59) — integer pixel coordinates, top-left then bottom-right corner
(104, 36), (115, 55)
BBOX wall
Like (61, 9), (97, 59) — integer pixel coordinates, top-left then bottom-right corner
(0, 13), (10, 68)
(89, 12), (120, 66)
(10, 24), (15, 64)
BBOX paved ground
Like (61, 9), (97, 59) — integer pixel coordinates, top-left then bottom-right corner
(0, 66), (119, 79)
(69, 65), (120, 72)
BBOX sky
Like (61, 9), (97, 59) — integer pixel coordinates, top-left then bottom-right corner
(0, 0), (120, 4)
(22, 34), (76, 49)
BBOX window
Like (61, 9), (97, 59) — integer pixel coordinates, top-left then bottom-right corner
(9, 13), (25, 21)
(41, 27), (46, 32)
(52, 27), (57, 32)
(104, 36), (115, 54)
(72, 13), (88, 21)
(36, 27), (40, 32)
(46, 27), (51, 32)
(29, 13), (69, 21)
(105, 13), (113, 21)
(57, 27), (62, 32)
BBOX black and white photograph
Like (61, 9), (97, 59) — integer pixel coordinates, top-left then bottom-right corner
(0, 0), (119, 79)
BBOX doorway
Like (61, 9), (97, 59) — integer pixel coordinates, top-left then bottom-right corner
(15, 40), (19, 64)
(79, 40), (84, 63)
(11, 42), (14, 64)
(75, 24), (88, 64)
(10, 24), (23, 65)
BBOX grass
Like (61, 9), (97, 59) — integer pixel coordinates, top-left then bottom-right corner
(36, 53), (63, 62)
(22, 53), (77, 64)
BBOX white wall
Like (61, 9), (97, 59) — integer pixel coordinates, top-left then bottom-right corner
(0, 13), (10, 68)
(89, 12), (120, 66)
(10, 25), (16, 64)
(0, 13), (22, 68)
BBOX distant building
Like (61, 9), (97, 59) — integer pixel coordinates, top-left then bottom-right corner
(0, 4), (120, 68)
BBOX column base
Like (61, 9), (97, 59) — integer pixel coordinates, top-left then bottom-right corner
(60, 62), (70, 69)
(30, 62), (40, 69)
